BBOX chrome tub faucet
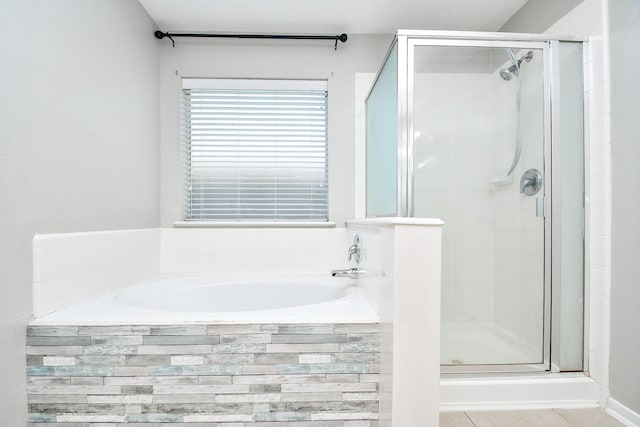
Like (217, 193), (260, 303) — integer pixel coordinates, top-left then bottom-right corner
(331, 234), (362, 279)
(330, 267), (360, 279)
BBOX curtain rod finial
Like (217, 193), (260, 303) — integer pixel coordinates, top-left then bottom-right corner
(155, 30), (175, 47)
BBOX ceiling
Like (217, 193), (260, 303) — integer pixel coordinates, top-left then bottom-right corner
(138, 0), (529, 35)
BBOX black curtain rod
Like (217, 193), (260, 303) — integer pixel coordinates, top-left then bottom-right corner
(154, 30), (348, 49)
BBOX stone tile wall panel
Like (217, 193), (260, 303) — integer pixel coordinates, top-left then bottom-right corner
(27, 323), (380, 426)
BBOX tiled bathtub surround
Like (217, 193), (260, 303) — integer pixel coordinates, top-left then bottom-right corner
(32, 228), (350, 320)
(26, 323), (380, 425)
(32, 229), (160, 318)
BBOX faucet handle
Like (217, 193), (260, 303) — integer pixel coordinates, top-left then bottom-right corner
(520, 169), (542, 195)
(348, 248), (360, 263)
(348, 234), (361, 264)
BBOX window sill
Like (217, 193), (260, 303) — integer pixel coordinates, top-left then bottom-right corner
(173, 221), (337, 228)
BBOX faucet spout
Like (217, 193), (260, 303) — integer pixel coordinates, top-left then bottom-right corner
(331, 268), (360, 279)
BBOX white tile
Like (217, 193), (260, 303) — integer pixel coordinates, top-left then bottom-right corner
(589, 83), (610, 120)
(588, 34), (607, 87)
(589, 264), (611, 297)
(589, 323), (610, 360)
(589, 293), (609, 328)
(589, 141), (611, 176)
(589, 174), (611, 206)
(588, 349), (603, 382)
(589, 205), (611, 236)
(355, 190), (366, 219)
(32, 229), (160, 317)
(354, 171), (365, 192)
(588, 350), (610, 387)
(161, 228), (350, 274)
(589, 234), (611, 266)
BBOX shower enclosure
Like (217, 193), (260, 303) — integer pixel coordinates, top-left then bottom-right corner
(366, 31), (585, 373)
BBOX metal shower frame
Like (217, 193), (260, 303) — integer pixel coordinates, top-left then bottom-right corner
(366, 30), (586, 375)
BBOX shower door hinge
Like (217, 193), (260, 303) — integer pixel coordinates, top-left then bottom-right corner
(536, 196), (545, 217)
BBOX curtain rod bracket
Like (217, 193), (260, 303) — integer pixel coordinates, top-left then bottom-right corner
(154, 30), (348, 49)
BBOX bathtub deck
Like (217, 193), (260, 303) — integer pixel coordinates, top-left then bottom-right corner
(31, 277), (379, 326)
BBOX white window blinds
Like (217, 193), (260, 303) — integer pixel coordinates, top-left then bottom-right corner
(182, 79), (329, 222)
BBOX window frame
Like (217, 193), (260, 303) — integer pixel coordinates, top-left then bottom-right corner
(179, 78), (331, 226)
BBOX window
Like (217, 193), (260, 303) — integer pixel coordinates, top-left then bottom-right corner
(181, 79), (329, 222)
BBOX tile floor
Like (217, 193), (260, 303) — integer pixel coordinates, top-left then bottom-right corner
(440, 408), (625, 426)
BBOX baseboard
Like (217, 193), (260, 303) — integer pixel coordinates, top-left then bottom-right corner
(607, 397), (640, 427)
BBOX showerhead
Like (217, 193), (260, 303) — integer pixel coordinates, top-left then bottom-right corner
(499, 65), (518, 81)
(499, 50), (534, 81)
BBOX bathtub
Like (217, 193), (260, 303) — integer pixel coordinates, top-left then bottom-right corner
(31, 273), (379, 325)
(27, 273), (382, 423)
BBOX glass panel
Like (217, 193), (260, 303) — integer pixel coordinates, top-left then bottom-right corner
(556, 41), (585, 371)
(366, 43), (398, 217)
(411, 45), (546, 366)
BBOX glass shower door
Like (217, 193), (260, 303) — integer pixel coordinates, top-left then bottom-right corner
(409, 42), (549, 369)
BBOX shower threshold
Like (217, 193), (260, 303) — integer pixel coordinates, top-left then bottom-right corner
(440, 372), (598, 411)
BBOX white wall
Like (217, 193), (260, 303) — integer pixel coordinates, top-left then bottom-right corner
(500, 0), (586, 33)
(608, 0), (640, 418)
(0, 0), (160, 423)
(159, 35), (391, 226)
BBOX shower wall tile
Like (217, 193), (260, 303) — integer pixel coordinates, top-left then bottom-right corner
(590, 173), (612, 206)
(492, 46), (546, 353)
(589, 264), (611, 297)
(411, 72), (498, 327)
(589, 130), (611, 176)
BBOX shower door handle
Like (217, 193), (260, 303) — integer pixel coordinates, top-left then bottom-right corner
(536, 197), (545, 218)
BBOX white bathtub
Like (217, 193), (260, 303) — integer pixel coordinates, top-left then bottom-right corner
(31, 273), (379, 325)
